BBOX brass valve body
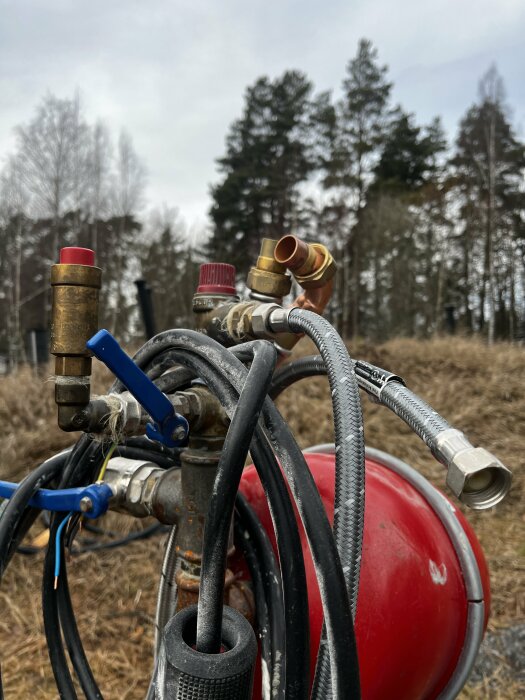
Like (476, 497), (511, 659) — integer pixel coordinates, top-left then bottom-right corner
(51, 264), (102, 366)
(247, 238), (292, 299)
(51, 262), (102, 429)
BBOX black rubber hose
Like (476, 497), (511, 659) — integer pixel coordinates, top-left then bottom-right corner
(123, 330), (358, 699)
(235, 493), (285, 699)
(158, 348), (310, 700)
(148, 357), (195, 385)
(0, 451), (69, 699)
(57, 554), (103, 700)
(196, 341), (277, 653)
(113, 445), (179, 469)
(41, 353), (192, 699)
(131, 343), (309, 699)
(0, 451), (68, 578)
(285, 308), (364, 699)
(233, 517), (273, 698)
(42, 440), (104, 700)
(43, 515), (78, 700)
(269, 354), (325, 400)
(263, 400), (360, 699)
(122, 435), (182, 460)
(70, 523), (165, 552)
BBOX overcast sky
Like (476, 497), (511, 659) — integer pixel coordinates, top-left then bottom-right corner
(1, 0), (524, 234)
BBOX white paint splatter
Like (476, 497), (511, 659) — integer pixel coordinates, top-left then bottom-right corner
(429, 560), (447, 585)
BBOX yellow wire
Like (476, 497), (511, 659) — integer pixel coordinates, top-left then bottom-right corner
(96, 442), (117, 482)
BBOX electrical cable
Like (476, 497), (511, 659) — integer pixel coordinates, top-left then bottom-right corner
(96, 443), (117, 482)
(0, 451), (70, 700)
(69, 523), (166, 553)
(42, 347), (222, 699)
(41, 346), (187, 700)
(54, 512), (73, 589)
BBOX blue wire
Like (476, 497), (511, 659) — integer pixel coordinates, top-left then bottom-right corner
(54, 511), (73, 587)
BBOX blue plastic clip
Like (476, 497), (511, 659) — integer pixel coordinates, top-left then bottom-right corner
(0, 481), (113, 519)
(87, 329), (189, 447)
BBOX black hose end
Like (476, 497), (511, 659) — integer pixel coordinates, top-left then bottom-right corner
(155, 604), (257, 700)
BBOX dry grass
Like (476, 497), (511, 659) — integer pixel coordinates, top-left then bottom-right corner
(0, 337), (523, 698)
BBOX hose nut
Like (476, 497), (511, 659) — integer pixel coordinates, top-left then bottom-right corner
(434, 429), (512, 509)
(268, 306), (292, 334)
(250, 303), (282, 339)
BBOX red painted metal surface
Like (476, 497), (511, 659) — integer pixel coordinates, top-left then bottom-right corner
(196, 262), (236, 295)
(59, 246), (95, 266)
(237, 452), (490, 700)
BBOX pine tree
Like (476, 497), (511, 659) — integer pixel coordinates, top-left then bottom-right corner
(208, 71), (323, 276)
(322, 39), (392, 337)
(361, 112), (448, 338)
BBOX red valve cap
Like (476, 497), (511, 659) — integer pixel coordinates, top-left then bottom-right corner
(197, 263), (236, 295)
(60, 247), (95, 266)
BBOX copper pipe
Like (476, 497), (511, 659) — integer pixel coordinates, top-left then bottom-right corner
(291, 279), (335, 315)
(274, 235), (324, 275)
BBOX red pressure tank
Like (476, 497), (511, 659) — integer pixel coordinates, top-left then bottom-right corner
(237, 447), (490, 700)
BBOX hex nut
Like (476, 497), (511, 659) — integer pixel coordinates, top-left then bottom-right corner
(247, 267), (291, 298)
(445, 447), (512, 509)
(251, 303), (281, 339)
(293, 244), (337, 289)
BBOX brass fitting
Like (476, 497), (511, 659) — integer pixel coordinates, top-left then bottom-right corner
(274, 235), (336, 289)
(247, 238), (292, 299)
(50, 249), (101, 431)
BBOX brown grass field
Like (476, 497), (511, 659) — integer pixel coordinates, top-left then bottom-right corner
(0, 336), (522, 698)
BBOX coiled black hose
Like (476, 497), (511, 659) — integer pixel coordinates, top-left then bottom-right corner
(149, 347), (309, 700)
(40, 336), (307, 699)
(126, 330), (359, 699)
(269, 354), (325, 400)
(16, 324), (360, 699)
(196, 341), (277, 653)
(285, 308), (365, 699)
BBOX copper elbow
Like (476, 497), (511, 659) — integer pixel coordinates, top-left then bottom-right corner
(274, 235), (336, 289)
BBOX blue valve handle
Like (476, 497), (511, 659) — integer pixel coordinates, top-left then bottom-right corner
(0, 481), (113, 519)
(86, 329), (189, 447)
